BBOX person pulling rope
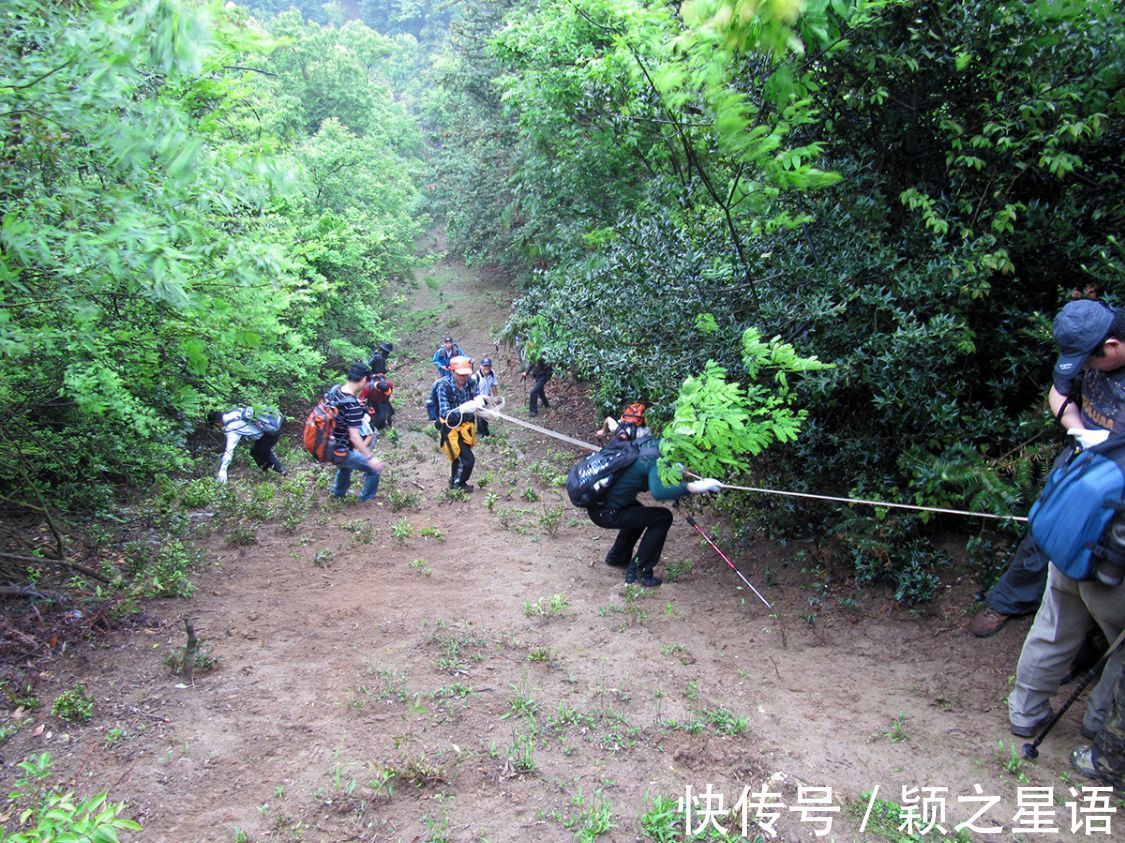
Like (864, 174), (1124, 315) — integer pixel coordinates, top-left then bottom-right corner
(486, 407), (1026, 523)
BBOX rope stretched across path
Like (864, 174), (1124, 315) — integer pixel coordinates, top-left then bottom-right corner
(490, 410), (1028, 524)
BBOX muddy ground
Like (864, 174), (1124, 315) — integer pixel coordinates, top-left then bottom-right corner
(0, 233), (1115, 842)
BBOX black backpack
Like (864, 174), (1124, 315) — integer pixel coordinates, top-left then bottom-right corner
(566, 436), (641, 507)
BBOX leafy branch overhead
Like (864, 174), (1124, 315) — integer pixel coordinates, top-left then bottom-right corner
(659, 329), (832, 483)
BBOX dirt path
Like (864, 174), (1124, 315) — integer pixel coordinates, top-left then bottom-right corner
(2, 234), (1110, 842)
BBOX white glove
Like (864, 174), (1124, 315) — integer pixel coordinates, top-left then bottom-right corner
(686, 478), (722, 494)
(1068, 428), (1109, 449)
(476, 405), (500, 420)
(454, 400), (480, 414)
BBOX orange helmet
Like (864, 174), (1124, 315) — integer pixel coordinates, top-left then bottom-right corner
(620, 402), (646, 426)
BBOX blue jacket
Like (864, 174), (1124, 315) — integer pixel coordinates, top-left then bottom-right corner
(433, 343), (463, 375)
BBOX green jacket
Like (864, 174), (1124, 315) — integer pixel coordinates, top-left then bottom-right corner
(601, 438), (689, 509)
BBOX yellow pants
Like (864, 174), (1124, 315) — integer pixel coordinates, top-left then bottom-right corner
(440, 421), (477, 462)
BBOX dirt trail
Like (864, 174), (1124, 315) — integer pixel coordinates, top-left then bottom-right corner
(2, 233), (1108, 842)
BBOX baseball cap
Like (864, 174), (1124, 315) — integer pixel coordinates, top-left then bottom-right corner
(480, 357), (492, 367)
(1053, 300), (1117, 392)
(450, 355), (473, 375)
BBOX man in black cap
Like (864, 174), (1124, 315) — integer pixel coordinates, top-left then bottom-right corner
(433, 336), (462, 378)
(971, 300), (1125, 641)
(367, 342), (393, 377)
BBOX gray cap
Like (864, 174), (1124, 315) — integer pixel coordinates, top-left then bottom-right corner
(1053, 300), (1116, 392)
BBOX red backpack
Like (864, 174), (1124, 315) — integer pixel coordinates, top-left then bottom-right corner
(303, 387), (349, 462)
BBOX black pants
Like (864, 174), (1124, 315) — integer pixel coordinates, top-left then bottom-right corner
(451, 444), (475, 486)
(371, 401), (394, 430)
(250, 431), (283, 473)
(476, 417), (490, 436)
(529, 375), (550, 413)
(588, 502), (673, 574)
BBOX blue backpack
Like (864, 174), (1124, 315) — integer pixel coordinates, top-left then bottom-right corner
(1028, 432), (1125, 584)
(425, 379), (448, 423)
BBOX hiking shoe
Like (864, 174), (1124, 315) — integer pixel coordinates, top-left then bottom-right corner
(641, 575), (663, 588)
(453, 483), (474, 493)
(1071, 745), (1100, 780)
(529, 411), (539, 417)
(968, 606), (1013, 638)
(1010, 712), (1052, 738)
(605, 557), (629, 568)
(625, 563), (638, 585)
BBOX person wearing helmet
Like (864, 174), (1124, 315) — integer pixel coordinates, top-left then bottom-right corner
(472, 357), (499, 436)
(433, 336), (463, 377)
(437, 355), (486, 491)
(367, 341), (393, 376)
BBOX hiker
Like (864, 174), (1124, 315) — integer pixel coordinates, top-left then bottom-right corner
(1007, 301), (1125, 739)
(586, 424), (720, 587)
(360, 375), (395, 431)
(208, 406), (285, 483)
(433, 336), (463, 378)
(1070, 662), (1125, 790)
(367, 341), (393, 376)
(970, 299), (1125, 638)
(472, 357), (499, 436)
(522, 356), (552, 417)
(595, 402), (650, 442)
(437, 355), (487, 491)
(328, 362), (385, 503)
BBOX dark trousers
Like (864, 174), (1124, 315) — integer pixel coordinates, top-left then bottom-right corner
(451, 444), (475, 486)
(529, 375), (550, 413)
(250, 431), (283, 473)
(476, 417), (490, 436)
(987, 445), (1073, 615)
(588, 502), (673, 574)
(371, 401), (394, 430)
(987, 532), (1049, 615)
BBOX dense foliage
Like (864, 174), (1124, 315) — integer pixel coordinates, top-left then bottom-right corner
(0, 0), (425, 512)
(426, 0), (1124, 597)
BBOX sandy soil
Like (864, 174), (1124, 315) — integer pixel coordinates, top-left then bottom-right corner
(0, 232), (1114, 842)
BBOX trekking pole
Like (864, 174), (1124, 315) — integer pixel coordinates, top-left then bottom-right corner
(684, 515), (773, 610)
(1022, 626), (1125, 760)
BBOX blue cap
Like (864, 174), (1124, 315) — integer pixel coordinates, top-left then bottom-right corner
(1053, 300), (1116, 392)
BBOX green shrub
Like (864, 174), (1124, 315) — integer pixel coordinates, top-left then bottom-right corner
(51, 684), (93, 723)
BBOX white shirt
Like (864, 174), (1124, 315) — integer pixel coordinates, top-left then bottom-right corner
(217, 408), (263, 482)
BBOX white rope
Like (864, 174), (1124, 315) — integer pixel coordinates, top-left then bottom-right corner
(714, 482), (1027, 523)
(490, 411), (1028, 523)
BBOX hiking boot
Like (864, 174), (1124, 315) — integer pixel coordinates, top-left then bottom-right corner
(541, 398), (550, 409)
(968, 606), (1012, 638)
(452, 482), (474, 493)
(605, 556), (629, 568)
(641, 575), (663, 588)
(1010, 711), (1053, 738)
(1071, 745), (1100, 780)
(275, 466), (287, 476)
(625, 562), (638, 585)
(529, 410), (539, 417)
